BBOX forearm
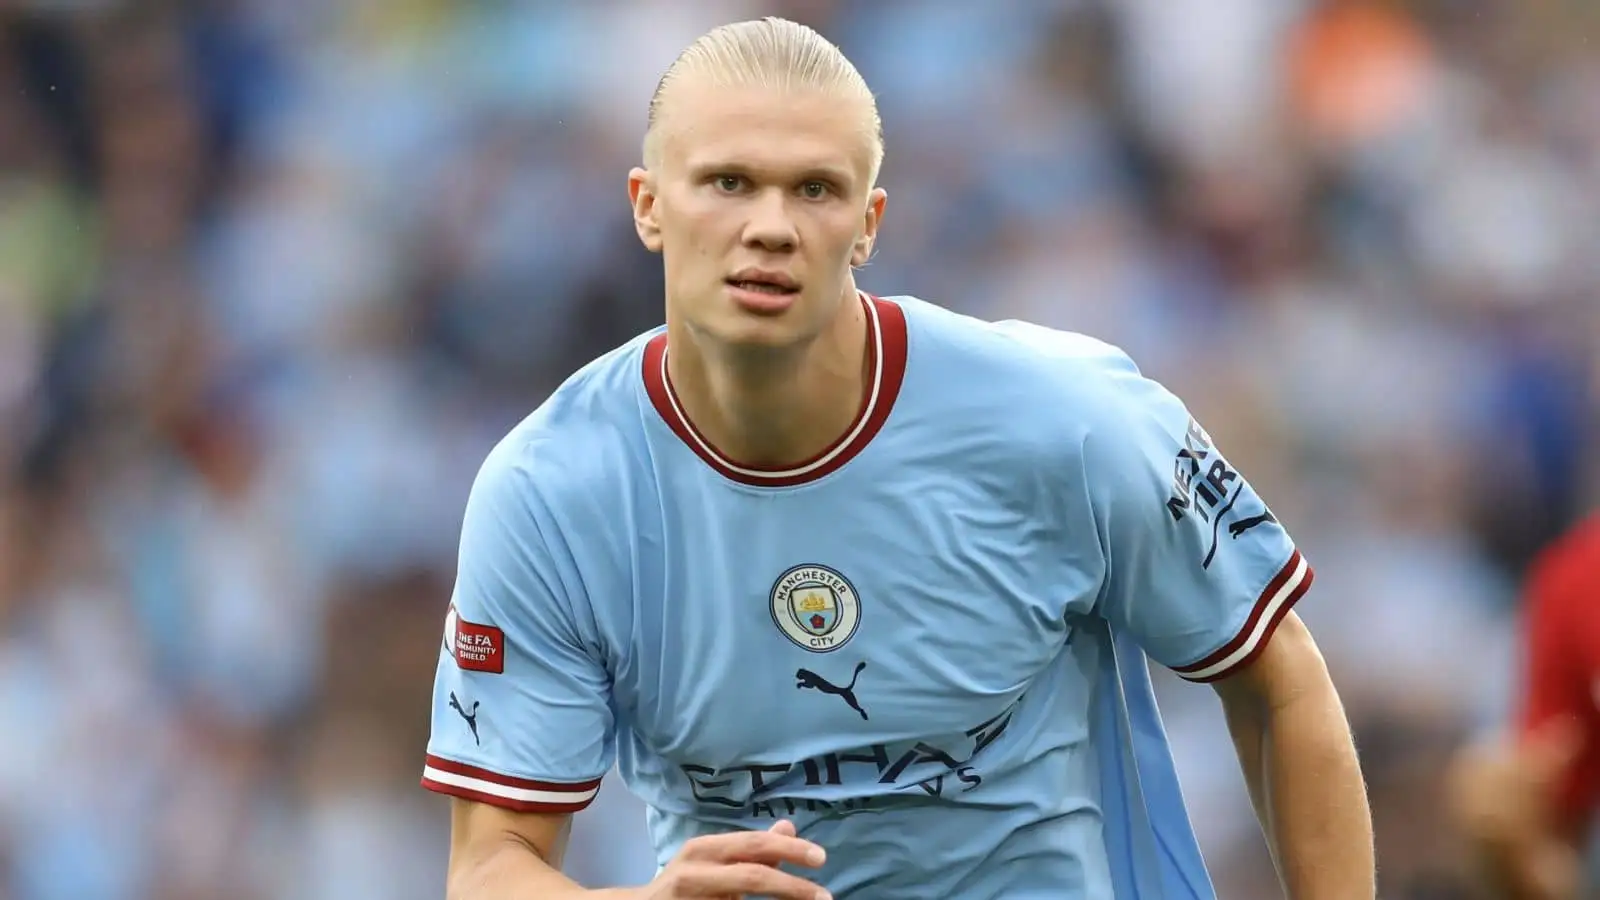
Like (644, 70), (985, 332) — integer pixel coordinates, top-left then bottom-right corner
(449, 837), (634, 900)
(1224, 673), (1374, 897)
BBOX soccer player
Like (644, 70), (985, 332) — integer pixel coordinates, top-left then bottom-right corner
(1450, 515), (1600, 899)
(422, 17), (1374, 900)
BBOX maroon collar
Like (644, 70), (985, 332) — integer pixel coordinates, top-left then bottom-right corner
(642, 294), (908, 488)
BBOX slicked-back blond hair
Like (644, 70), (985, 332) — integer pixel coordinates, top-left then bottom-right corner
(644, 17), (885, 184)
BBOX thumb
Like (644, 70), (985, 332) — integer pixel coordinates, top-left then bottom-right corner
(767, 820), (798, 837)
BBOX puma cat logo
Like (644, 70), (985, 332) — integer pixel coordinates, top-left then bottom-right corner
(796, 661), (869, 721)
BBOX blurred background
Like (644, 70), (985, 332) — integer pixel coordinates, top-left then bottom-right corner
(0, 0), (1595, 897)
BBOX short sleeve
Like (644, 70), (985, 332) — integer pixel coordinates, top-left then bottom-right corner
(1083, 356), (1313, 683)
(421, 448), (615, 813)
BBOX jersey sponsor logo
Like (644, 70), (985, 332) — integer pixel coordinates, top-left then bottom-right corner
(679, 699), (1018, 817)
(770, 564), (862, 652)
(443, 605), (506, 674)
(796, 661), (869, 720)
(1164, 416), (1274, 569)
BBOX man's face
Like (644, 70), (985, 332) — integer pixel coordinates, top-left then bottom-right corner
(630, 81), (886, 349)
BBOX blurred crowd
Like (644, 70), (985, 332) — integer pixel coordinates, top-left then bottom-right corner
(0, 0), (1596, 897)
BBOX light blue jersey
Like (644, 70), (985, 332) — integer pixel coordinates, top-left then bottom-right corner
(422, 294), (1314, 898)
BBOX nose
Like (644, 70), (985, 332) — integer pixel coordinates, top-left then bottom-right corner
(742, 189), (798, 253)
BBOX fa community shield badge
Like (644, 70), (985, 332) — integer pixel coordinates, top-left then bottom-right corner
(769, 564), (862, 653)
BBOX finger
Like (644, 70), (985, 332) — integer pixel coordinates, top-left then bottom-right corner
(768, 819), (798, 837)
(678, 831), (826, 868)
(675, 861), (831, 900)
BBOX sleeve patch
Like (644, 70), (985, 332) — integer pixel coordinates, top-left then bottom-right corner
(445, 605), (506, 674)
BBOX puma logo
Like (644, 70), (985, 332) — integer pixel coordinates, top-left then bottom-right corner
(449, 692), (480, 745)
(1229, 509), (1277, 539)
(796, 661), (869, 720)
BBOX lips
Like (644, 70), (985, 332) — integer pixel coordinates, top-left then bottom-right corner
(727, 271), (800, 294)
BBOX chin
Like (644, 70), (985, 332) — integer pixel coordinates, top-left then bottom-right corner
(675, 287), (805, 344)
(703, 312), (813, 351)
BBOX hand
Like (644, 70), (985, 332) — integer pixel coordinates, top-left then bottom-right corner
(1448, 719), (1584, 900)
(1449, 718), (1582, 844)
(637, 820), (829, 900)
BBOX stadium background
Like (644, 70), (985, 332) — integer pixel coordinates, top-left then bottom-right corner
(0, 0), (1595, 897)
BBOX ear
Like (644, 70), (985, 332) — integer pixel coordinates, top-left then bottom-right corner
(628, 167), (663, 254)
(851, 187), (887, 267)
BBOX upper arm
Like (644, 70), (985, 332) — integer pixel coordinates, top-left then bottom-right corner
(422, 444), (616, 832)
(1210, 609), (1331, 710)
(450, 799), (574, 874)
(1079, 351), (1314, 683)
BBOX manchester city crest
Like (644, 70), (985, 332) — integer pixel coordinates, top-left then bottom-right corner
(769, 564), (862, 652)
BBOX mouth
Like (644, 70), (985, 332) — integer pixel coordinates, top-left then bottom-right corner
(725, 274), (800, 296)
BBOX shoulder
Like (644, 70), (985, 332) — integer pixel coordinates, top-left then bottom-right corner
(897, 294), (1140, 384)
(470, 330), (659, 523)
(892, 295), (1166, 441)
(1532, 516), (1600, 581)
(1524, 515), (1600, 627)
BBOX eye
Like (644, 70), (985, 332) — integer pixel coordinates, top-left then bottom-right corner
(800, 181), (830, 199)
(714, 175), (745, 193)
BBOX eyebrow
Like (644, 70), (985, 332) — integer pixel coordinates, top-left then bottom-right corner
(688, 160), (856, 186)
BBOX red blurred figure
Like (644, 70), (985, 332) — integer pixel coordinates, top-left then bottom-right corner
(1451, 515), (1600, 899)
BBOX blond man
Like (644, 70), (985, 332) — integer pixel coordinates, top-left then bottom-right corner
(422, 17), (1374, 900)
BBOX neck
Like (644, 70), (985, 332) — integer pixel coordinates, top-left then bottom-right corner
(666, 289), (869, 468)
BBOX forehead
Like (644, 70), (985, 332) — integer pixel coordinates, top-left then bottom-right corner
(658, 82), (874, 180)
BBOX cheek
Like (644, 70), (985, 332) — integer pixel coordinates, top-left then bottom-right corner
(660, 214), (728, 290)
(668, 204), (730, 255)
(820, 211), (866, 257)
